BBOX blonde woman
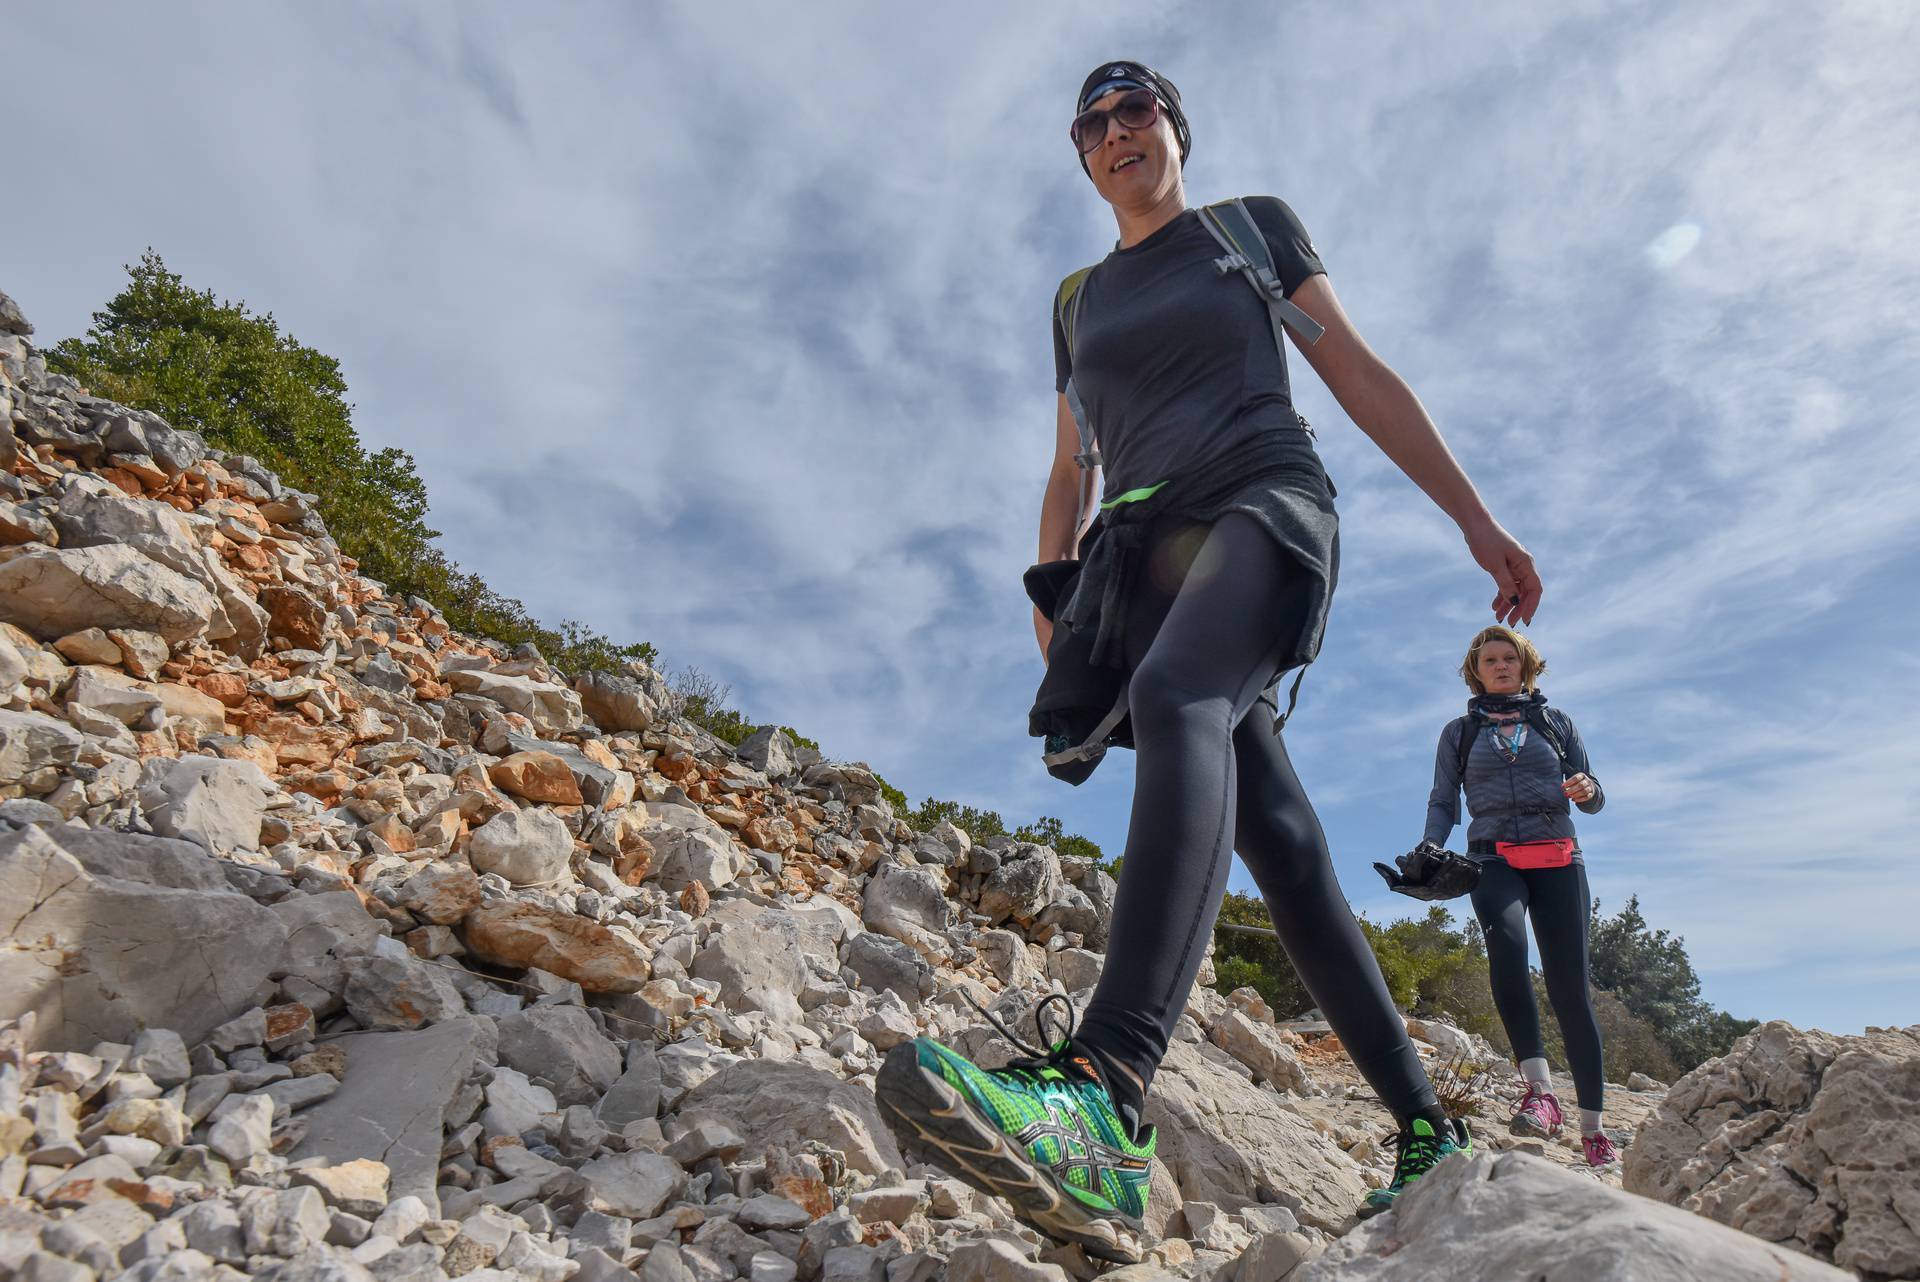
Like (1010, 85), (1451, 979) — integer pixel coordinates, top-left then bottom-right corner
(1424, 626), (1618, 1168)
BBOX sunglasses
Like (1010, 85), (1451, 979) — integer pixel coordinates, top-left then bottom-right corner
(1070, 88), (1161, 156)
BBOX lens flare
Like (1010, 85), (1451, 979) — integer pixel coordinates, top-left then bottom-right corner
(1645, 221), (1703, 269)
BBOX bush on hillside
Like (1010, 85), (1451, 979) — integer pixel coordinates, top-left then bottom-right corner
(1590, 896), (1758, 1069)
(48, 252), (655, 676)
(1211, 895), (1746, 1075)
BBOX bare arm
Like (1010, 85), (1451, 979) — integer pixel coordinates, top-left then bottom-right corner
(1033, 393), (1091, 657)
(1287, 275), (1542, 625)
(1038, 393), (1086, 564)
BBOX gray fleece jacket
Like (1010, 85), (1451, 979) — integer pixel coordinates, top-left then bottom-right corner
(1423, 692), (1604, 859)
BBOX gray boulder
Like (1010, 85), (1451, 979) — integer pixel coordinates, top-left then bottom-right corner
(861, 862), (952, 958)
(0, 824), (288, 1049)
(342, 954), (466, 1031)
(596, 1043), (664, 1128)
(496, 1004), (621, 1106)
(690, 900), (812, 1023)
(681, 1059), (904, 1177)
(576, 669), (658, 733)
(1624, 1020), (1920, 1279)
(291, 1017), (489, 1217)
(0, 708), (85, 781)
(0, 544), (220, 644)
(467, 806), (574, 886)
(978, 844), (1066, 928)
(137, 754), (274, 855)
(735, 726), (798, 780)
(843, 931), (935, 1000)
(1146, 1038), (1366, 1233)
(1296, 1151), (1852, 1281)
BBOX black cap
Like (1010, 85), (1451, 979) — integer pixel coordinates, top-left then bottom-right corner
(1077, 60), (1190, 165)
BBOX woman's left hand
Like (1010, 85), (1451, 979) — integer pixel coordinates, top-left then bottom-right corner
(1562, 773), (1598, 803)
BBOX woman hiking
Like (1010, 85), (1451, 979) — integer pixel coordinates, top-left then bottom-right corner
(1423, 626), (1618, 1169)
(876, 60), (1542, 1256)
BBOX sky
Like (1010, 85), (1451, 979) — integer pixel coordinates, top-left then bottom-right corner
(6, 1), (1917, 1035)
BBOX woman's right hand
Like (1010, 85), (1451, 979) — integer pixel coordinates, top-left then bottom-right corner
(1034, 606), (1054, 663)
(1462, 515), (1543, 626)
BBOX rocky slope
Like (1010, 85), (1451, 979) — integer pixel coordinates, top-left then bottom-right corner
(1, 285), (1912, 1282)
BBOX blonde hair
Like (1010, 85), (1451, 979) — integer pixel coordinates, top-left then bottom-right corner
(1460, 626), (1547, 695)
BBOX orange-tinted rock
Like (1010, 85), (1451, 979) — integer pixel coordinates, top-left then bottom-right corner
(364, 812), (416, 854)
(614, 829), (654, 886)
(264, 1002), (316, 1050)
(194, 672), (250, 708)
(462, 901), (650, 993)
(487, 751), (584, 806)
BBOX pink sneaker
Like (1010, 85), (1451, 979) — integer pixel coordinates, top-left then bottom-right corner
(1583, 1132), (1620, 1169)
(1509, 1083), (1565, 1137)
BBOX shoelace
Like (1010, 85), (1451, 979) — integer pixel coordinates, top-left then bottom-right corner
(964, 992), (1084, 1077)
(1389, 1127), (1445, 1186)
(1511, 1083), (1556, 1123)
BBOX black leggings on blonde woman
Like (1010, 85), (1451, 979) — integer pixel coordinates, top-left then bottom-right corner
(1469, 858), (1605, 1112)
(1073, 513), (1441, 1125)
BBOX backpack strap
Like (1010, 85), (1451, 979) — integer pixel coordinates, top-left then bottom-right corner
(1453, 714), (1478, 782)
(1056, 267), (1104, 537)
(1525, 705), (1578, 778)
(1197, 198), (1327, 353)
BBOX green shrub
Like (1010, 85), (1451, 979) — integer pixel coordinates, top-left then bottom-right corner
(49, 253), (654, 676)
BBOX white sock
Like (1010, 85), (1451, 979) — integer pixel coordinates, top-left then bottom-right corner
(1519, 1058), (1551, 1089)
(1581, 1109), (1605, 1136)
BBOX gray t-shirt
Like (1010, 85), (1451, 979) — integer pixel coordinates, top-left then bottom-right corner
(1053, 197), (1326, 499)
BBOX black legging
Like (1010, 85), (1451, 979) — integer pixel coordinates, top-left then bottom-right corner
(1469, 859), (1605, 1112)
(1075, 513), (1440, 1124)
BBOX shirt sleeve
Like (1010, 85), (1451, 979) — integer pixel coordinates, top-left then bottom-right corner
(1053, 298), (1072, 394)
(1555, 710), (1606, 815)
(1244, 196), (1327, 297)
(1423, 719), (1465, 846)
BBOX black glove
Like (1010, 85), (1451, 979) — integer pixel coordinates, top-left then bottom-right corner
(1374, 842), (1482, 902)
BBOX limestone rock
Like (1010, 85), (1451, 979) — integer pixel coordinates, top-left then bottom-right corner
(342, 954), (466, 1030)
(978, 845), (1065, 927)
(1624, 1020), (1920, 1279)
(468, 806), (574, 886)
(1146, 1038), (1366, 1232)
(734, 726), (797, 780)
(463, 900), (650, 993)
(0, 708), (86, 781)
(1208, 1010), (1309, 1094)
(680, 1059), (904, 1177)
(861, 862), (952, 958)
(843, 931), (935, 1000)
(291, 1017), (487, 1217)
(0, 544), (220, 644)
(488, 751), (585, 806)
(575, 670), (657, 733)
(689, 901), (813, 1024)
(496, 1004), (621, 1107)
(397, 862), (483, 925)
(136, 754), (273, 855)
(445, 668), (583, 733)
(579, 1150), (688, 1220)
(1296, 1151), (1851, 1281)
(0, 825), (288, 1050)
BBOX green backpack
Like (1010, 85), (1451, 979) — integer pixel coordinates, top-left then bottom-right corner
(1054, 197), (1327, 529)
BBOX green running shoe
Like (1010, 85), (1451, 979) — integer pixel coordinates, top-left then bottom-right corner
(876, 996), (1155, 1262)
(1359, 1115), (1472, 1217)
